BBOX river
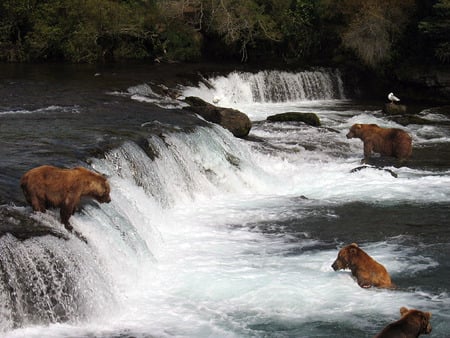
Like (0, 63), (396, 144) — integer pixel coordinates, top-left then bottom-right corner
(0, 63), (449, 337)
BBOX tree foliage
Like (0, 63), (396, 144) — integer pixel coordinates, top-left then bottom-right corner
(321, 0), (415, 68)
(419, 0), (450, 63)
(0, 0), (446, 69)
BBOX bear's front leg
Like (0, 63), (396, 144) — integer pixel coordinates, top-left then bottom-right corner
(357, 278), (373, 288)
(31, 195), (47, 213)
(60, 205), (74, 232)
(362, 141), (373, 163)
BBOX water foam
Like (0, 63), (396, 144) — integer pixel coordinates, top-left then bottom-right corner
(0, 105), (80, 116)
(4, 126), (448, 337)
(3, 70), (449, 336)
(181, 69), (346, 107)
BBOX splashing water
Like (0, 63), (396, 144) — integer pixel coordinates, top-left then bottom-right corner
(1, 68), (450, 337)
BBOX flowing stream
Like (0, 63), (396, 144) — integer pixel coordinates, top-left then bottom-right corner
(0, 64), (449, 337)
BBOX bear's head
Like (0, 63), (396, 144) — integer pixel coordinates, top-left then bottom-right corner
(400, 307), (432, 335)
(94, 178), (111, 204)
(346, 124), (362, 139)
(346, 123), (380, 139)
(331, 243), (359, 271)
(83, 168), (111, 204)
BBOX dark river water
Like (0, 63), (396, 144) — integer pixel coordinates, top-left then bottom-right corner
(0, 63), (449, 337)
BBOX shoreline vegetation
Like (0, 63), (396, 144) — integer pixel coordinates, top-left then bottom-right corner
(1, 0), (449, 101)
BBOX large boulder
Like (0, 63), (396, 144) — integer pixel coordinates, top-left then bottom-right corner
(183, 96), (252, 138)
(266, 112), (321, 127)
(383, 103), (407, 115)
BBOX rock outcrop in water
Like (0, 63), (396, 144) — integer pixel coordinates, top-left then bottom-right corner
(183, 96), (252, 138)
(266, 112), (321, 127)
(383, 102), (407, 115)
(0, 206), (68, 240)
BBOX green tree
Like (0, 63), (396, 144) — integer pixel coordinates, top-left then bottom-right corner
(419, 0), (450, 63)
(320, 0), (416, 68)
(0, 0), (38, 61)
(0, 0), (159, 62)
(26, 0), (155, 62)
(279, 0), (321, 63)
(201, 0), (283, 61)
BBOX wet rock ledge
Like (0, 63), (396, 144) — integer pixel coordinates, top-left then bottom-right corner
(183, 96), (252, 138)
(0, 206), (68, 240)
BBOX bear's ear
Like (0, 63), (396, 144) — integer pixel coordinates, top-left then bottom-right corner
(350, 243), (358, 247)
(355, 124), (361, 129)
(400, 307), (409, 316)
(424, 312), (431, 319)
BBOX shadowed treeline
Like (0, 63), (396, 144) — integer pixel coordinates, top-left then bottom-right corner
(0, 0), (448, 70)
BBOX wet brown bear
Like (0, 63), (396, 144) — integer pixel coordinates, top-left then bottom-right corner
(20, 165), (111, 231)
(331, 243), (394, 289)
(374, 307), (432, 338)
(346, 123), (412, 162)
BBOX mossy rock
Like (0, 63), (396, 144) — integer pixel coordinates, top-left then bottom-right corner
(266, 112), (321, 127)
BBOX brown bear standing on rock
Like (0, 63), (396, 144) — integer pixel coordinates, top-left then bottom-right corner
(373, 307), (432, 338)
(331, 243), (394, 289)
(20, 165), (111, 232)
(346, 123), (412, 163)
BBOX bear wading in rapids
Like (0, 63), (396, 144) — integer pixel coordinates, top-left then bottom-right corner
(373, 306), (432, 338)
(332, 243), (395, 289)
(346, 123), (412, 163)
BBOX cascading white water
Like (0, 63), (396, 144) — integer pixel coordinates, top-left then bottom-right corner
(2, 117), (450, 337)
(3, 68), (450, 337)
(0, 225), (115, 332)
(181, 69), (346, 106)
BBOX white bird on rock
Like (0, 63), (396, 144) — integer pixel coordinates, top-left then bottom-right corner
(388, 92), (400, 103)
(212, 96), (221, 104)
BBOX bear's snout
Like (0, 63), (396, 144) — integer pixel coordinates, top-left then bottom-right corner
(331, 260), (340, 271)
(346, 131), (354, 139)
(101, 195), (111, 203)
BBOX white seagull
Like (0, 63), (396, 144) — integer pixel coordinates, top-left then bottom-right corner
(212, 96), (221, 104)
(388, 92), (400, 103)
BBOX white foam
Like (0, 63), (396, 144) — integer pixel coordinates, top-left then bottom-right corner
(182, 69), (346, 109)
(4, 71), (450, 336)
(0, 105), (79, 116)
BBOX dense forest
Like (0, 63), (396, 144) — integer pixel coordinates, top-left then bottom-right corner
(0, 0), (448, 74)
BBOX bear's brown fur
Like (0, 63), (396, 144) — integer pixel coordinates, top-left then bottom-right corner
(374, 307), (432, 338)
(346, 123), (412, 162)
(331, 243), (394, 289)
(20, 165), (111, 231)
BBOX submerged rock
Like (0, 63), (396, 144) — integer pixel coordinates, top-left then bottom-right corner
(183, 96), (252, 138)
(350, 165), (398, 178)
(266, 112), (321, 127)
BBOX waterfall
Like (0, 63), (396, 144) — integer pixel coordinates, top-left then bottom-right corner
(2, 100), (450, 336)
(0, 123), (275, 333)
(182, 69), (346, 105)
(0, 207), (115, 332)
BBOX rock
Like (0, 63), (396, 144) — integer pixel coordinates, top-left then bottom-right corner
(183, 96), (252, 138)
(383, 103), (407, 115)
(350, 165), (398, 178)
(266, 112), (321, 127)
(390, 115), (435, 126)
(0, 206), (69, 240)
